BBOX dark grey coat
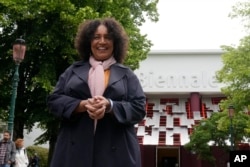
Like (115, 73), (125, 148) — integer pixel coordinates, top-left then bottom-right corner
(47, 61), (146, 167)
(0, 139), (16, 164)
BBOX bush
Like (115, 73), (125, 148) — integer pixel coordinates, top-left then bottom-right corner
(26, 145), (49, 167)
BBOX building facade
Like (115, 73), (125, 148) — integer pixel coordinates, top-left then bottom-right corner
(134, 50), (229, 167)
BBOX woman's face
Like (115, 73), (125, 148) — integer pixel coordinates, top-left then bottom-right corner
(91, 24), (114, 61)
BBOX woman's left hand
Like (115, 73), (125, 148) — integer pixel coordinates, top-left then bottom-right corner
(85, 96), (109, 119)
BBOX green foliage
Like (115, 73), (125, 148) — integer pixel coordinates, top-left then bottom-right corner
(216, 0), (250, 148)
(185, 1), (250, 163)
(185, 110), (250, 163)
(185, 112), (225, 164)
(218, 0), (250, 109)
(216, 36), (250, 108)
(229, 1), (250, 30)
(26, 145), (49, 167)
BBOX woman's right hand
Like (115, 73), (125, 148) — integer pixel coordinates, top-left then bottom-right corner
(74, 100), (88, 113)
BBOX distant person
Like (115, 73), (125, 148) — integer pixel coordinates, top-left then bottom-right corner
(47, 18), (146, 167)
(29, 153), (39, 167)
(13, 138), (29, 167)
(0, 130), (16, 167)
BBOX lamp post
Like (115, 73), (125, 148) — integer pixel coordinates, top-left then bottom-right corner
(8, 38), (26, 140)
(228, 105), (235, 151)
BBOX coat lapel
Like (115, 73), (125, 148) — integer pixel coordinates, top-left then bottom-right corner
(108, 64), (127, 86)
(72, 61), (90, 82)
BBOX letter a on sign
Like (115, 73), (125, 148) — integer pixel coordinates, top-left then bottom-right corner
(234, 155), (241, 162)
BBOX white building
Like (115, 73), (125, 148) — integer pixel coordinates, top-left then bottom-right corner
(134, 49), (228, 167)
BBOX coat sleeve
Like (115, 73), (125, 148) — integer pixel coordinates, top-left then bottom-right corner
(47, 67), (81, 119)
(112, 69), (146, 125)
(10, 141), (16, 163)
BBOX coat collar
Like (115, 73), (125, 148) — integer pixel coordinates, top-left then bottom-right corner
(71, 61), (128, 86)
(72, 61), (90, 82)
(108, 64), (127, 86)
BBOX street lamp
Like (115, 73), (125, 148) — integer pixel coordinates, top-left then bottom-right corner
(8, 38), (26, 140)
(228, 105), (235, 151)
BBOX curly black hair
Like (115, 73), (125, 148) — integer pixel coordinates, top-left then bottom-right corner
(74, 18), (129, 64)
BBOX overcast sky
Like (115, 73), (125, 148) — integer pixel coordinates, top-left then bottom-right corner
(140, 0), (247, 50)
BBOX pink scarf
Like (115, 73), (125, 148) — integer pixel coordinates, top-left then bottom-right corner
(88, 55), (116, 132)
(88, 56), (116, 96)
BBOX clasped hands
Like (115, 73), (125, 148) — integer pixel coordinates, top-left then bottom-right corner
(75, 96), (110, 120)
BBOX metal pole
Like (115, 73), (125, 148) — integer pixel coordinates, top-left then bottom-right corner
(8, 63), (20, 140)
(230, 117), (233, 151)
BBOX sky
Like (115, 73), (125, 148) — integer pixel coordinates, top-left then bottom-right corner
(140, 0), (247, 50)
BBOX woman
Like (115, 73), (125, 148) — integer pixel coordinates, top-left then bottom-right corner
(47, 17), (146, 167)
(13, 139), (29, 167)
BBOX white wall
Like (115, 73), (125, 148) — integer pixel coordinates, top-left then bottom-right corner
(134, 50), (224, 94)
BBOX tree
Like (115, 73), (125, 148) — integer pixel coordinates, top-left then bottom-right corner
(185, 110), (250, 164)
(216, 0), (250, 140)
(0, 0), (159, 165)
(185, 0), (250, 163)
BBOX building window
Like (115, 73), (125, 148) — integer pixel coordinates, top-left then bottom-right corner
(146, 102), (155, 118)
(158, 131), (166, 145)
(160, 116), (167, 126)
(138, 120), (145, 126)
(173, 134), (181, 145)
(173, 118), (180, 126)
(201, 103), (208, 118)
(165, 105), (173, 114)
(211, 97), (225, 104)
(186, 100), (193, 119)
(188, 128), (193, 135)
(137, 136), (144, 144)
(160, 98), (179, 105)
(145, 126), (153, 136)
